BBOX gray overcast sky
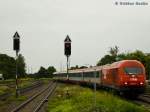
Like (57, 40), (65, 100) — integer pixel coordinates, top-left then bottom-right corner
(0, 0), (150, 72)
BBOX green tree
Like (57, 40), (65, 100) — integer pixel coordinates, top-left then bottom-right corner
(109, 46), (119, 56)
(79, 66), (88, 69)
(70, 65), (79, 70)
(0, 54), (16, 79)
(97, 46), (119, 66)
(17, 54), (26, 78)
(145, 56), (150, 79)
(37, 66), (47, 78)
(47, 66), (56, 77)
(97, 55), (116, 66)
(36, 66), (56, 78)
(0, 53), (26, 79)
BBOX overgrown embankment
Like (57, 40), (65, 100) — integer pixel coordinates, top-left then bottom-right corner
(47, 84), (150, 112)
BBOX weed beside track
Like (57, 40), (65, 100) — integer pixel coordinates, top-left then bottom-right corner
(47, 83), (150, 112)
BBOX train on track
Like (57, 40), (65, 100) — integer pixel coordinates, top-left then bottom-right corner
(54, 60), (146, 96)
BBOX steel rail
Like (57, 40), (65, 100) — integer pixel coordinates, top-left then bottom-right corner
(11, 81), (54, 112)
(33, 82), (57, 112)
(0, 81), (43, 101)
(137, 95), (150, 104)
(130, 95), (150, 108)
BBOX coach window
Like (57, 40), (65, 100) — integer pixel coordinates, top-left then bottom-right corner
(77, 73), (80, 77)
(87, 72), (92, 77)
(96, 71), (99, 78)
(88, 72), (92, 77)
(82, 72), (84, 80)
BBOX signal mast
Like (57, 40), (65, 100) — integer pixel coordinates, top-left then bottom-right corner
(64, 35), (71, 79)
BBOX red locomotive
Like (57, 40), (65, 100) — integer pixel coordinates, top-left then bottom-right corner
(54, 60), (146, 95)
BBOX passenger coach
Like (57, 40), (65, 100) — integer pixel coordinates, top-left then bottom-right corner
(54, 60), (146, 94)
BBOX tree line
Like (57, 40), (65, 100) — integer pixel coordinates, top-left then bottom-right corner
(0, 53), (56, 79)
(97, 46), (150, 79)
(32, 66), (56, 78)
(1, 46), (149, 79)
(0, 53), (26, 79)
(69, 65), (88, 70)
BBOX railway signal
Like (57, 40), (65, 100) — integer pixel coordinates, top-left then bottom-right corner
(65, 43), (71, 56)
(64, 35), (71, 56)
(64, 35), (71, 79)
(13, 32), (20, 51)
(13, 31), (20, 98)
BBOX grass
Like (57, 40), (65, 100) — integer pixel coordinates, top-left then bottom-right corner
(0, 79), (33, 111)
(47, 84), (150, 112)
(10, 95), (27, 102)
(0, 78), (51, 95)
(0, 78), (40, 100)
(39, 78), (52, 83)
(0, 94), (27, 111)
(0, 78), (51, 111)
(19, 80), (34, 88)
(0, 86), (9, 95)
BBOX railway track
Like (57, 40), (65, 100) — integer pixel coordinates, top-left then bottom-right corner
(132, 94), (150, 108)
(0, 81), (43, 100)
(11, 81), (57, 112)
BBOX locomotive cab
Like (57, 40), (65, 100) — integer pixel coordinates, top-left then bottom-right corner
(118, 60), (146, 93)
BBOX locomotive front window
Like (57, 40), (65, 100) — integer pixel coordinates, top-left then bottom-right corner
(124, 67), (143, 75)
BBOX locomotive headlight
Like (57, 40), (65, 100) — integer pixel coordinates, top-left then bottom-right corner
(140, 82), (143, 85)
(124, 82), (128, 85)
